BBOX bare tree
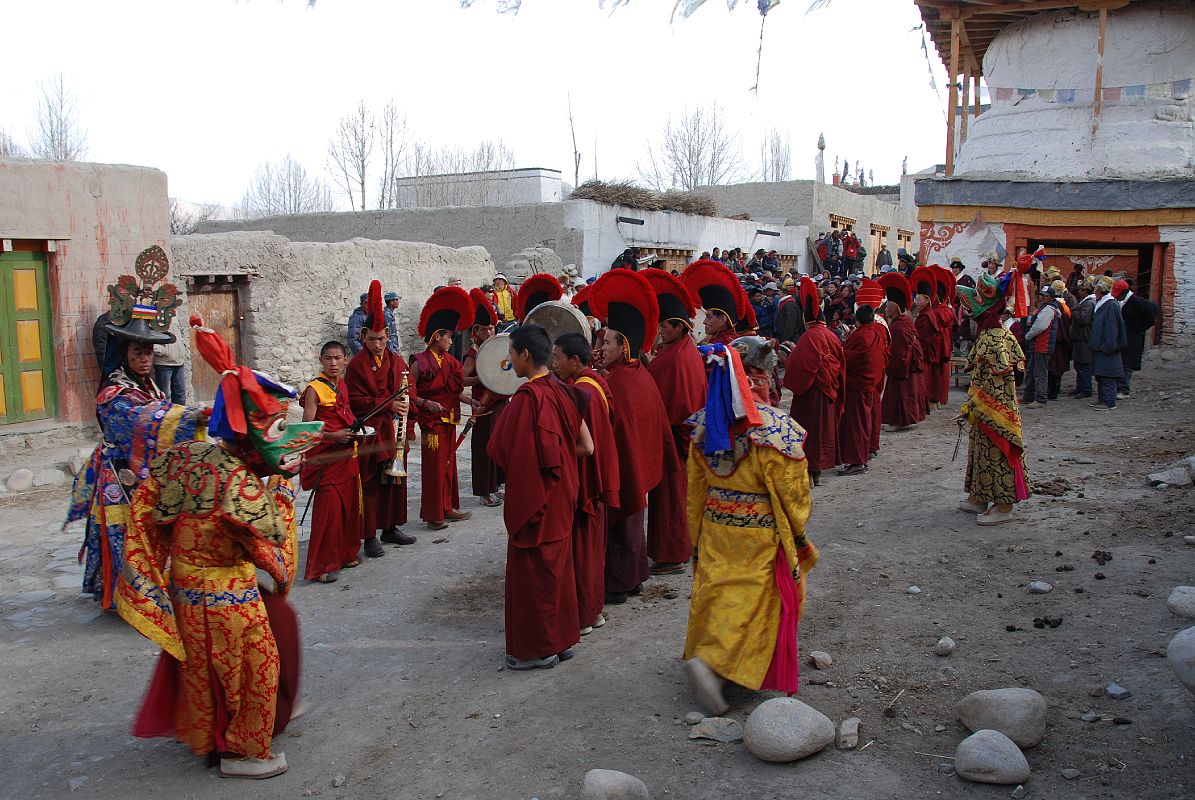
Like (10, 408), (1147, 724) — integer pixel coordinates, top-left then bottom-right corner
(376, 101), (409, 210)
(170, 197), (222, 235)
(639, 104), (744, 191)
(29, 73), (88, 161)
(759, 128), (791, 182)
(240, 154), (336, 218)
(403, 139), (516, 206)
(0, 130), (25, 158)
(327, 100), (375, 211)
(568, 94), (582, 189)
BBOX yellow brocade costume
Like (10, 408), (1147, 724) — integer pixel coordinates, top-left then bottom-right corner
(683, 404), (818, 691)
(116, 440), (297, 760)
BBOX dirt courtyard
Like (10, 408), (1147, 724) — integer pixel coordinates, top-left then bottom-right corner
(1, 355), (1193, 800)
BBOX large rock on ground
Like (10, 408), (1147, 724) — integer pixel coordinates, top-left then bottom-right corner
(1148, 466), (1192, 487)
(1169, 626), (1195, 696)
(743, 697), (834, 763)
(581, 769), (650, 800)
(954, 730), (1031, 785)
(957, 688), (1047, 748)
(5, 468), (33, 492)
(1167, 587), (1195, 620)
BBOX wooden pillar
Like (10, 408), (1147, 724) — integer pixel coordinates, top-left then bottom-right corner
(961, 64), (971, 144)
(1149, 243), (1164, 345)
(973, 74), (981, 118)
(1092, 7), (1108, 139)
(946, 15), (960, 176)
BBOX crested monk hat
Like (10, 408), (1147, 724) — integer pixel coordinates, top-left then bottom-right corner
(642, 269), (697, 328)
(878, 272), (913, 313)
(932, 265), (956, 306)
(364, 280), (387, 333)
(469, 287), (498, 328)
(571, 283), (594, 317)
(514, 273), (563, 322)
(103, 245), (182, 345)
(418, 285), (474, 340)
(589, 269), (659, 360)
(798, 276), (821, 322)
(855, 277), (885, 310)
(909, 266), (937, 303)
(680, 259), (748, 327)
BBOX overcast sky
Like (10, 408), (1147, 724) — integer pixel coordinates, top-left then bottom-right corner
(2, 0), (955, 209)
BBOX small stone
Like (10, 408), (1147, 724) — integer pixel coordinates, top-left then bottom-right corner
(1168, 626), (1195, 696)
(1094, 572), (1106, 580)
(1010, 785), (1026, 799)
(836, 717), (860, 750)
(688, 716), (743, 743)
(954, 730), (1032, 785)
(1062, 768), (1081, 780)
(958, 688), (1048, 748)
(809, 650), (833, 669)
(906, 585), (921, 595)
(1167, 587), (1195, 619)
(1080, 711), (1100, 722)
(1105, 681), (1132, 700)
(935, 723), (947, 732)
(935, 636), (956, 656)
(1026, 581), (1053, 594)
(684, 711), (704, 725)
(32, 468), (65, 487)
(806, 673), (830, 685)
(1157, 483), (1170, 490)
(5, 468), (33, 492)
(333, 774), (346, 788)
(580, 769), (650, 800)
(68, 777), (88, 792)
(1112, 716), (1132, 725)
(1148, 466), (1191, 487)
(1185, 535), (1195, 546)
(743, 697), (835, 762)
(937, 762), (956, 776)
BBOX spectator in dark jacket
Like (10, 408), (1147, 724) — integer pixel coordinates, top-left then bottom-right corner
(1068, 283), (1095, 399)
(1113, 278), (1155, 397)
(1089, 277), (1127, 410)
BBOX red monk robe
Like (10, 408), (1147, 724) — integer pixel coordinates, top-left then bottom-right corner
(914, 308), (943, 413)
(346, 348), (409, 538)
(300, 375), (362, 579)
(782, 321), (846, 474)
(604, 359), (674, 595)
(933, 303), (956, 404)
(413, 349), (465, 524)
(463, 343), (506, 499)
(882, 314), (926, 428)
(872, 320), (890, 455)
(569, 368), (620, 630)
(839, 323), (889, 467)
(487, 374), (582, 660)
(645, 335), (707, 565)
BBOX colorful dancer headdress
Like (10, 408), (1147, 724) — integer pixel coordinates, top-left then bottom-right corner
(104, 245), (183, 344)
(956, 270), (1005, 318)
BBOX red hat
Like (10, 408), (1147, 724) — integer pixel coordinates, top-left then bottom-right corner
(514, 273), (563, 321)
(735, 301), (759, 334)
(469, 287), (498, 328)
(680, 259), (748, 326)
(571, 283), (593, 317)
(589, 269), (659, 359)
(909, 266), (937, 302)
(1112, 279), (1130, 298)
(365, 279), (387, 332)
(856, 277), (884, 309)
(798, 276), (821, 322)
(932, 266), (955, 306)
(642, 269), (697, 327)
(418, 285), (473, 340)
(878, 272), (913, 312)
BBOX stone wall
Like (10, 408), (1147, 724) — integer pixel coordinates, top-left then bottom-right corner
(171, 232), (495, 387)
(1159, 225), (1195, 344)
(392, 167), (564, 208)
(0, 158), (170, 425)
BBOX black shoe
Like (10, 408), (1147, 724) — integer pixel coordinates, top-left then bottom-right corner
(381, 526), (417, 545)
(363, 537), (385, 558)
(604, 591), (628, 605)
(557, 648), (575, 662)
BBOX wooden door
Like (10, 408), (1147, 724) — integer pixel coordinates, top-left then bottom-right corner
(190, 287), (240, 401)
(0, 252), (56, 424)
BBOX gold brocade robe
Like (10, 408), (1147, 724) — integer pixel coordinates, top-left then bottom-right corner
(683, 404), (818, 690)
(116, 441), (297, 760)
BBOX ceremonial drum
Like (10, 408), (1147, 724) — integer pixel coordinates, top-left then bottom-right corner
(522, 300), (589, 345)
(475, 334), (525, 397)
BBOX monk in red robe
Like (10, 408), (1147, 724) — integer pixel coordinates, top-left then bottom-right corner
(412, 287), (478, 531)
(488, 324), (593, 670)
(552, 332), (620, 634)
(680, 258), (749, 349)
(838, 306), (889, 474)
(782, 277), (845, 485)
(300, 341), (365, 582)
(346, 283), (412, 557)
(910, 267), (940, 414)
(461, 289), (505, 507)
(879, 272), (927, 430)
(932, 266), (958, 405)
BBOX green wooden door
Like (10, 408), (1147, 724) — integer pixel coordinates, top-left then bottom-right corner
(0, 252), (57, 424)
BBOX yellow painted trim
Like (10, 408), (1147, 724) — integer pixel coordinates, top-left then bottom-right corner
(918, 205), (1195, 226)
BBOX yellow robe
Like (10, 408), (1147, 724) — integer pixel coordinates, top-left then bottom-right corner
(683, 403), (817, 690)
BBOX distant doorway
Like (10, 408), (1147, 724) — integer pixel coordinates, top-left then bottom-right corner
(189, 285), (241, 401)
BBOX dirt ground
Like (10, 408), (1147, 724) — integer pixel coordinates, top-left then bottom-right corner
(1, 354), (1193, 800)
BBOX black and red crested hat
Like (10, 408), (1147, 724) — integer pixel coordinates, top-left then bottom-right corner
(932, 265), (955, 306)
(735, 301), (759, 334)
(418, 285), (474, 340)
(856, 277), (885, 310)
(365, 279), (387, 332)
(469, 287), (498, 328)
(571, 283), (593, 317)
(514, 273), (563, 322)
(589, 269), (659, 360)
(641, 269), (697, 327)
(910, 266), (937, 303)
(680, 259), (748, 326)
(878, 272), (913, 312)
(798, 276), (821, 323)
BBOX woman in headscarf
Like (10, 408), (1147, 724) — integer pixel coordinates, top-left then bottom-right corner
(955, 272), (1032, 526)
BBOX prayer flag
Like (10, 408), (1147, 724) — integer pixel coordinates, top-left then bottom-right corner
(1038, 89), (1056, 103)
(1102, 86), (1122, 101)
(1057, 89), (1077, 104)
(1147, 82), (1168, 99)
(1124, 84), (1146, 98)
(995, 87), (1013, 101)
(1017, 88), (1036, 98)
(1173, 79), (1191, 96)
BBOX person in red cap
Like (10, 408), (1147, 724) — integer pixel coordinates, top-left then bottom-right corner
(412, 286), (480, 531)
(461, 288), (507, 507)
(681, 259), (749, 347)
(642, 270), (707, 575)
(590, 269), (677, 604)
(346, 280), (413, 557)
(879, 273), (927, 430)
(514, 272), (564, 322)
(1112, 277), (1156, 398)
(782, 277), (845, 486)
(910, 266), (942, 413)
(487, 324), (594, 670)
(838, 279), (890, 475)
(931, 266), (958, 406)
